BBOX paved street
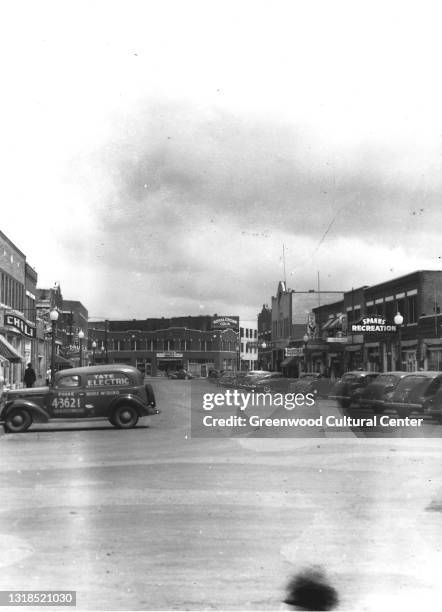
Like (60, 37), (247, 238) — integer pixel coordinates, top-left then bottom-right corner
(1, 379), (442, 610)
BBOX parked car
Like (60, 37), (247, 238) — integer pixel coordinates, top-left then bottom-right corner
(217, 371), (238, 387)
(208, 369), (222, 379)
(167, 369), (193, 380)
(358, 371), (408, 413)
(0, 364), (159, 433)
(384, 371), (442, 417)
(242, 371), (284, 392)
(329, 371), (380, 408)
(289, 373), (334, 399)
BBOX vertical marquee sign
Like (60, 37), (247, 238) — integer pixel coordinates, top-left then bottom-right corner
(4, 312), (37, 338)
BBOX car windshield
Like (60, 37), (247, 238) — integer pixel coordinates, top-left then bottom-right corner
(376, 374), (399, 386)
(341, 374), (358, 382)
(395, 375), (429, 393)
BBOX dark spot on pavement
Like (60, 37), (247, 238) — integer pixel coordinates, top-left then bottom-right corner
(426, 501), (442, 512)
(284, 568), (338, 610)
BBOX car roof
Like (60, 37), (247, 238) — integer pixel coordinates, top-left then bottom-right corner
(400, 371), (442, 378)
(344, 371), (376, 376)
(55, 364), (140, 377)
(375, 371), (408, 377)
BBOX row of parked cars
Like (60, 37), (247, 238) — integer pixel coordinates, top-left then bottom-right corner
(330, 370), (442, 419)
(215, 369), (442, 420)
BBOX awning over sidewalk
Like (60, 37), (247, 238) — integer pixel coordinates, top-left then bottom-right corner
(0, 335), (24, 363)
(280, 356), (299, 367)
(54, 354), (73, 366)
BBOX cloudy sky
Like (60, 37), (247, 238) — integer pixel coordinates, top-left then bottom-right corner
(1, 0), (442, 320)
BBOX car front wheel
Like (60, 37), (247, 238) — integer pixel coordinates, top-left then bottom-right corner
(111, 405), (139, 429)
(5, 408), (33, 433)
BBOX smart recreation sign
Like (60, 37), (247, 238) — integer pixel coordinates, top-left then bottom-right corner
(350, 317), (398, 333)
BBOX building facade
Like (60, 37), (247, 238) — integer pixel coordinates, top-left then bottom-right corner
(270, 281), (344, 376)
(309, 270), (442, 375)
(257, 304), (272, 369)
(240, 319), (258, 370)
(88, 315), (240, 376)
(61, 300), (89, 366)
(0, 231), (46, 388)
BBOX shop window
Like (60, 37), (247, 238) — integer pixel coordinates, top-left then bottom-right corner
(385, 300), (395, 323)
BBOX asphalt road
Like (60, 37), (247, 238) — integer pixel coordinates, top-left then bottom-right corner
(1, 379), (442, 611)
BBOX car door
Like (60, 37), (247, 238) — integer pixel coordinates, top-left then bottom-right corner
(47, 373), (85, 418)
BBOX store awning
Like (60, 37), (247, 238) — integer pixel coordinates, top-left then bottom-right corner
(345, 345), (363, 353)
(322, 318), (337, 331)
(280, 356), (299, 367)
(54, 354), (73, 365)
(0, 335), (24, 363)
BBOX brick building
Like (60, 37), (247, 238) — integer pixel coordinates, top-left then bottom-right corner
(87, 315), (240, 376)
(310, 270), (442, 375)
(0, 231), (43, 388)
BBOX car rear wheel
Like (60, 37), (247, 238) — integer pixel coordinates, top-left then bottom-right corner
(5, 408), (33, 433)
(111, 405), (139, 429)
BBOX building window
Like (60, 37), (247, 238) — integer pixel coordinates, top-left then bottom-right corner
(385, 300), (395, 323)
(407, 294), (417, 323)
(396, 297), (405, 319)
(240, 327), (244, 338)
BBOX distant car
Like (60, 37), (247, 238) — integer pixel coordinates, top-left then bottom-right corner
(242, 372), (285, 392)
(384, 371), (442, 417)
(329, 371), (380, 409)
(208, 369), (222, 379)
(358, 371), (408, 413)
(289, 373), (334, 399)
(167, 369), (193, 380)
(0, 364), (159, 433)
(217, 371), (238, 387)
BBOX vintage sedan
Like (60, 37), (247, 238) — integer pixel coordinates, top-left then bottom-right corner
(289, 373), (334, 399)
(358, 371), (408, 413)
(241, 371), (285, 392)
(329, 371), (380, 408)
(0, 364), (159, 433)
(384, 371), (442, 417)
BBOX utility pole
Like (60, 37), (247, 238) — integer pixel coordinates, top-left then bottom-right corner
(104, 319), (109, 363)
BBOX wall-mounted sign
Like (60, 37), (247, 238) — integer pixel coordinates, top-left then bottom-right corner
(285, 347), (304, 357)
(157, 352), (183, 358)
(211, 316), (239, 331)
(351, 317), (397, 333)
(5, 313), (36, 338)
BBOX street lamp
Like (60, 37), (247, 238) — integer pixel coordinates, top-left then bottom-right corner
(394, 312), (404, 370)
(91, 340), (97, 365)
(49, 308), (59, 383)
(303, 333), (309, 374)
(78, 329), (85, 367)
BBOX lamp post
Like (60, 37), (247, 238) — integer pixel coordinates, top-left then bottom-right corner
(50, 308), (59, 383)
(260, 341), (267, 369)
(78, 330), (85, 367)
(303, 333), (309, 374)
(91, 340), (97, 365)
(394, 312), (404, 370)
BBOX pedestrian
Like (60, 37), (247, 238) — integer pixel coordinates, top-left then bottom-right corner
(46, 367), (52, 386)
(23, 362), (36, 388)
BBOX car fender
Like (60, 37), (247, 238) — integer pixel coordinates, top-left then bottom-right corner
(109, 394), (159, 417)
(1, 399), (50, 423)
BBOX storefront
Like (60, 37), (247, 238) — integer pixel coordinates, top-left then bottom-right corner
(0, 334), (24, 388)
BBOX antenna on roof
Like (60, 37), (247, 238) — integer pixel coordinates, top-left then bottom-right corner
(282, 244), (287, 286)
(317, 271), (321, 307)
